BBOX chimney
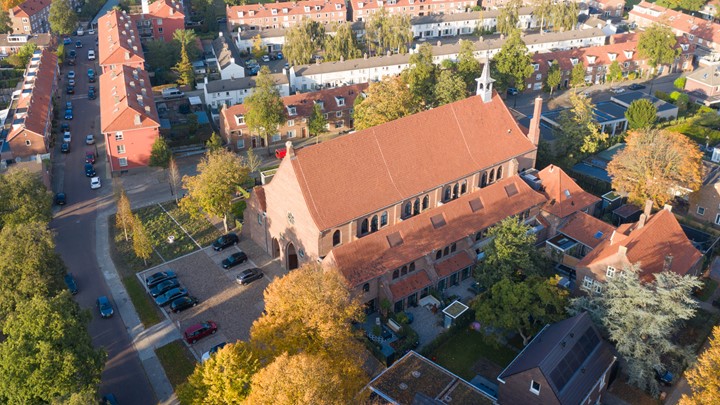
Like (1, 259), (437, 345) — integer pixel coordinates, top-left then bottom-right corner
(643, 200), (653, 218)
(618, 245), (627, 256)
(125, 51), (130, 60)
(609, 229), (616, 244)
(285, 141), (294, 158)
(134, 114), (141, 125)
(663, 204), (673, 212)
(528, 97), (543, 146)
(637, 213), (648, 229)
(230, 57), (235, 64)
(141, 0), (149, 14)
(664, 254), (674, 271)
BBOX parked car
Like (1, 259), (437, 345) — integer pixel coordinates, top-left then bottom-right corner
(184, 321), (217, 344)
(149, 279), (180, 298)
(68, 49), (76, 58)
(68, 79), (75, 86)
(275, 148), (287, 159)
(628, 83), (646, 90)
(66, 85), (75, 94)
(97, 296), (114, 318)
(84, 163), (96, 177)
(90, 176), (101, 189)
(261, 54), (270, 63)
(61, 143), (70, 153)
(145, 270), (177, 288)
(170, 296), (199, 313)
(85, 152), (95, 164)
(506, 87), (519, 96)
(66, 101), (73, 110)
(77, 27), (84, 36)
(85, 134), (95, 144)
(88, 50), (95, 60)
(67, 70), (75, 79)
(63, 37), (72, 45)
(222, 251), (248, 269)
(63, 132), (72, 143)
(654, 365), (673, 386)
(236, 268), (263, 285)
(155, 287), (188, 307)
(276, 51), (283, 60)
(212, 233), (239, 251)
(88, 28), (95, 35)
(88, 87), (96, 100)
(64, 273), (78, 294)
(75, 40), (83, 48)
(245, 59), (258, 67)
(61, 123), (69, 132)
(201, 342), (227, 362)
(54, 192), (67, 205)
(64, 109), (73, 120)
(611, 87), (626, 94)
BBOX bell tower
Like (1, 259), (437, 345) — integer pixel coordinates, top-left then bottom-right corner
(475, 60), (495, 103)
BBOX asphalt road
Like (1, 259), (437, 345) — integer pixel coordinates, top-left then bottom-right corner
(50, 33), (156, 404)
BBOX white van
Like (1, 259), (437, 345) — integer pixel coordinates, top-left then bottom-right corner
(77, 27), (84, 36)
(162, 88), (184, 99)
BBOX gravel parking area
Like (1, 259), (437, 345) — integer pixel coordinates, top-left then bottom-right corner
(138, 238), (285, 359)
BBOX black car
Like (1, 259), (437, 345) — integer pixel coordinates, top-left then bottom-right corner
(506, 87), (519, 96)
(149, 278), (180, 298)
(61, 143), (70, 153)
(222, 251), (248, 269)
(84, 163), (96, 177)
(236, 268), (263, 285)
(54, 192), (66, 205)
(68, 50), (76, 58)
(628, 83), (646, 90)
(64, 273), (78, 294)
(61, 123), (69, 132)
(66, 85), (74, 94)
(213, 233), (239, 251)
(145, 270), (177, 288)
(155, 287), (188, 307)
(170, 296), (199, 313)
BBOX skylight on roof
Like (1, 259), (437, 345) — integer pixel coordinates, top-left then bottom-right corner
(564, 189), (571, 198)
(469, 198), (484, 212)
(594, 231), (604, 239)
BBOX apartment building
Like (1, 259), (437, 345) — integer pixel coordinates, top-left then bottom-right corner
(202, 74), (290, 108)
(98, 10), (145, 73)
(227, 0), (347, 30)
(133, 0), (185, 43)
(350, 0), (478, 22)
(9, 0), (51, 35)
(630, 1), (720, 51)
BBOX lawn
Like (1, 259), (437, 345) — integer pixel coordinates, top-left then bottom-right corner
(160, 201), (222, 247)
(155, 341), (197, 389)
(137, 204), (199, 261)
(665, 113), (720, 145)
(428, 329), (518, 381)
(108, 214), (163, 276)
(124, 275), (162, 327)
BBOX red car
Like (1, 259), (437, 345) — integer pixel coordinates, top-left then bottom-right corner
(184, 321), (217, 344)
(275, 148), (287, 159)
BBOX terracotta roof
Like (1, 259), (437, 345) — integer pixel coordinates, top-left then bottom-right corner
(389, 270), (432, 300)
(434, 251), (474, 278)
(594, 0), (625, 8)
(146, 0), (184, 19)
(559, 212), (616, 249)
(630, 1), (720, 46)
(537, 165), (601, 219)
(11, 0), (51, 18)
(329, 176), (547, 287)
(98, 10), (145, 67)
(228, 0), (345, 20)
(289, 92), (537, 230)
(577, 209), (702, 280)
(100, 65), (160, 133)
(222, 83), (368, 132)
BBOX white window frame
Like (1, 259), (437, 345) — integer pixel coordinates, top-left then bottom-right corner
(287, 119), (295, 127)
(236, 139), (245, 149)
(286, 130), (295, 138)
(582, 276), (594, 290)
(594, 281), (603, 294)
(336, 111), (343, 118)
(606, 266), (615, 278)
(698, 206), (706, 216)
(530, 380), (541, 395)
(118, 157), (128, 167)
(117, 145), (126, 154)
(715, 213), (720, 226)
(271, 133), (281, 142)
(115, 132), (124, 141)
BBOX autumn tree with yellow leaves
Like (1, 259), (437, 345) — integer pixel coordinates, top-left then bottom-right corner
(680, 326), (720, 405)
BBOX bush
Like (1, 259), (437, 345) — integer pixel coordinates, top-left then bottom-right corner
(395, 312), (410, 325)
(674, 77), (687, 90)
(628, 72), (638, 80)
(655, 91), (669, 101)
(231, 200), (246, 220)
(669, 91), (682, 101)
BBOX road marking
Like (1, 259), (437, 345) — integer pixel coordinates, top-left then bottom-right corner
(157, 202), (201, 249)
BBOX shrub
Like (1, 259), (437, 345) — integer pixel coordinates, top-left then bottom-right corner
(674, 77), (687, 90)
(395, 312), (410, 325)
(669, 91), (682, 101)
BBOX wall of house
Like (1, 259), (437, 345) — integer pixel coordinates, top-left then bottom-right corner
(574, 253), (629, 295)
(157, 16), (185, 43)
(689, 184), (720, 227)
(498, 369), (560, 405)
(220, 64), (245, 80)
(685, 77), (720, 98)
(7, 129), (49, 158)
(237, 34), (285, 53)
(351, 0), (477, 22)
(204, 83), (291, 107)
(104, 126), (159, 172)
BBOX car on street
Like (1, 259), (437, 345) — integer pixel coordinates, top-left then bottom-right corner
(61, 143), (70, 153)
(90, 176), (101, 189)
(66, 101), (73, 110)
(155, 287), (188, 307)
(68, 78), (75, 86)
(66, 85), (75, 94)
(97, 296), (114, 318)
(54, 192), (66, 205)
(184, 321), (217, 344)
(63, 37), (72, 45)
(222, 251), (248, 269)
(149, 279), (180, 298)
(170, 296), (198, 313)
(86, 134), (95, 144)
(88, 86), (96, 100)
(77, 27), (84, 36)
(75, 40), (83, 48)
(63, 132), (72, 143)
(67, 70), (75, 79)
(236, 268), (263, 286)
(61, 123), (69, 132)
(276, 51), (283, 59)
(201, 342), (227, 362)
(628, 83), (646, 90)
(64, 273), (78, 295)
(145, 270), (177, 288)
(506, 87), (519, 96)
(68, 49), (76, 58)
(212, 233), (239, 251)
(88, 28), (95, 35)
(84, 163), (96, 177)
(85, 152), (95, 164)
(64, 109), (73, 120)
(245, 59), (258, 67)
(88, 50), (96, 60)
(611, 87), (626, 94)
(261, 54), (270, 63)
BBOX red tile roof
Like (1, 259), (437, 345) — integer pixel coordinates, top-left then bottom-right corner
(559, 212), (616, 249)
(630, 1), (720, 46)
(228, 0), (345, 21)
(537, 165), (601, 219)
(328, 176), (547, 287)
(290, 92), (537, 230)
(434, 251), (474, 278)
(389, 270), (432, 300)
(11, 0), (51, 18)
(100, 65), (160, 133)
(146, 0), (184, 19)
(98, 10), (145, 67)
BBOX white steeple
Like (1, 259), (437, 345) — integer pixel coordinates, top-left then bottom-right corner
(475, 60), (495, 103)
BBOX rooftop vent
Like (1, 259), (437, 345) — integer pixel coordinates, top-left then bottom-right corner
(430, 214), (446, 229)
(411, 371), (421, 378)
(469, 198), (484, 212)
(386, 232), (404, 248)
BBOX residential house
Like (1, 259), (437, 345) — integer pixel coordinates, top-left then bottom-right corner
(219, 83), (367, 150)
(236, 27), (286, 55)
(9, 0), (50, 34)
(688, 165), (720, 228)
(699, 0), (720, 20)
(497, 312), (616, 405)
(349, 0), (478, 22)
(588, 0), (625, 18)
(243, 67), (548, 313)
(685, 65), (720, 106)
(4, 49), (58, 160)
(410, 8), (538, 38)
(100, 65), (160, 172)
(629, 1), (720, 52)
(98, 10), (146, 74)
(133, 0), (185, 43)
(227, 0), (346, 30)
(0, 34), (53, 59)
(202, 74), (290, 108)
(212, 34), (245, 80)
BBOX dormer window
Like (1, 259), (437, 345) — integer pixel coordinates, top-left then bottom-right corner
(608, 53), (617, 61)
(531, 63), (539, 71)
(586, 55), (597, 64)
(315, 5), (321, 10)
(249, 10), (255, 16)
(358, 2), (364, 7)
(304, 6), (310, 12)
(335, 96), (345, 106)
(623, 50), (634, 58)
(282, 8), (288, 13)
(570, 58), (579, 66)
(315, 100), (324, 110)
(271, 9), (277, 15)
(287, 105), (297, 116)
(235, 114), (245, 125)
(238, 11), (244, 17)
(335, 3), (342, 9)
(681, 44), (689, 51)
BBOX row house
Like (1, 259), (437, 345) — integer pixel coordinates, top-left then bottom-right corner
(684, 65), (720, 106)
(9, 0), (50, 35)
(411, 7), (538, 38)
(289, 28), (606, 91)
(243, 67), (547, 314)
(226, 0), (346, 30)
(98, 10), (145, 74)
(587, 0), (625, 19)
(219, 84), (367, 151)
(3, 49), (58, 161)
(0, 34), (53, 59)
(699, 0), (720, 20)
(202, 74), (290, 109)
(236, 27), (286, 55)
(132, 0), (185, 43)
(350, 0), (478, 22)
(630, 1), (720, 52)
(211, 33), (245, 80)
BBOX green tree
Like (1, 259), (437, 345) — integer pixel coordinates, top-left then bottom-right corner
(0, 294), (105, 404)
(115, 189), (133, 242)
(550, 1), (579, 32)
(492, 30), (534, 92)
(145, 40), (180, 83)
(625, 99), (657, 130)
(15, 42), (37, 66)
(180, 149), (250, 232)
(0, 11), (11, 34)
(252, 34), (266, 60)
(533, 0), (554, 32)
(307, 103), (328, 144)
(434, 69), (467, 106)
(244, 66), (286, 153)
(570, 62), (586, 88)
(0, 169), (52, 230)
(403, 42), (437, 107)
(206, 132), (223, 152)
(283, 20), (325, 65)
(172, 29), (197, 89)
(131, 215), (153, 266)
(545, 60), (562, 96)
(474, 276), (569, 346)
(674, 76), (687, 90)
(353, 76), (421, 130)
(365, 8), (412, 55)
(49, 0), (77, 35)
(637, 23), (679, 79)
(456, 39), (482, 93)
(149, 136), (172, 169)
(497, 0), (522, 35)
(554, 93), (606, 164)
(607, 60), (623, 84)
(570, 264), (700, 397)
(325, 22), (362, 62)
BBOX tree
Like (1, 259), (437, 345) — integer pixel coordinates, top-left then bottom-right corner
(243, 148), (262, 174)
(0, 293), (105, 404)
(180, 149), (249, 232)
(49, 0), (77, 35)
(554, 93), (606, 164)
(173, 29), (197, 89)
(307, 103), (328, 144)
(404, 42), (437, 107)
(550, 1), (578, 32)
(456, 39), (482, 93)
(206, 132), (223, 152)
(365, 8), (412, 55)
(149, 136), (172, 169)
(434, 69), (467, 106)
(492, 30), (534, 92)
(145, 39), (181, 72)
(13, 42), (37, 67)
(187, 113), (199, 135)
(283, 20), (325, 65)
(680, 326), (720, 405)
(570, 265), (700, 397)
(168, 157), (182, 203)
(324, 22), (362, 63)
(570, 62), (586, 88)
(674, 76), (687, 90)
(0, 11), (11, 35)
(625, 99), (657, 130)
(0, 168), (52, 230)
(244, 66), (286, 153)
(474, 276), (569, 346)
(474, 217), (543, 287)
(497, 0), (522, 35)
(353, 76), (421, 130)
(607, 129), (703, 207)
(131, 215), (153, 265)
(545, 60), (561, 96)
(115, 189), (133, 241)
(252, 34), (266, 60)
(607, 60), (623, 84)
(637, 24), (679, 78)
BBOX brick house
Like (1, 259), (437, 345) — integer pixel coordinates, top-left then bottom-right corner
(349, 0), (478, 22)
(497, 312), (616, 405)
(688, 168), (720, 228)
(133, 0), (185, 43)
(588, 0), (625, 18)
(4, 49), (58, 160)
(98, 10), (146, 74)
(219, 84), (367, 151)
(227, 0), (346, 30)
(0, 34), (53, 59)
(630, 1), (720, 52)
(684, 65), (720, 106)
(9, 0), (50, 35)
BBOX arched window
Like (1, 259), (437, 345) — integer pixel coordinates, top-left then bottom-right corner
(401, 266), (408, 276)
(392, 269), (399, 279)
(489, 168), (496, 183)
(452, 183), (459, 199)
(380, 211), (388, 226)
(363, 283), (370, 292)
(451, 243), (457, 253)
(460, 180), (467, 195)
(404, 202), (412, 218)
(497, 165), (503, 180)
(413, 199), (420, 215)
(422, 195), (429, 210)
(436, 251), (442, 260)
(332, 230), (341, 246)
(480, 172), (488, 188)
(371, 215), (379, 232)
(360, 218), (369, 234)
(409, 262), (415, 272)
(443, 247), (450, 256)
(443, 186), (451, 202)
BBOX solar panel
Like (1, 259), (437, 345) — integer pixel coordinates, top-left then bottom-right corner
(549, 328), (600, 392)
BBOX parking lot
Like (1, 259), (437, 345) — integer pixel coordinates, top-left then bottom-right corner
(137, 238), (286, 359)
